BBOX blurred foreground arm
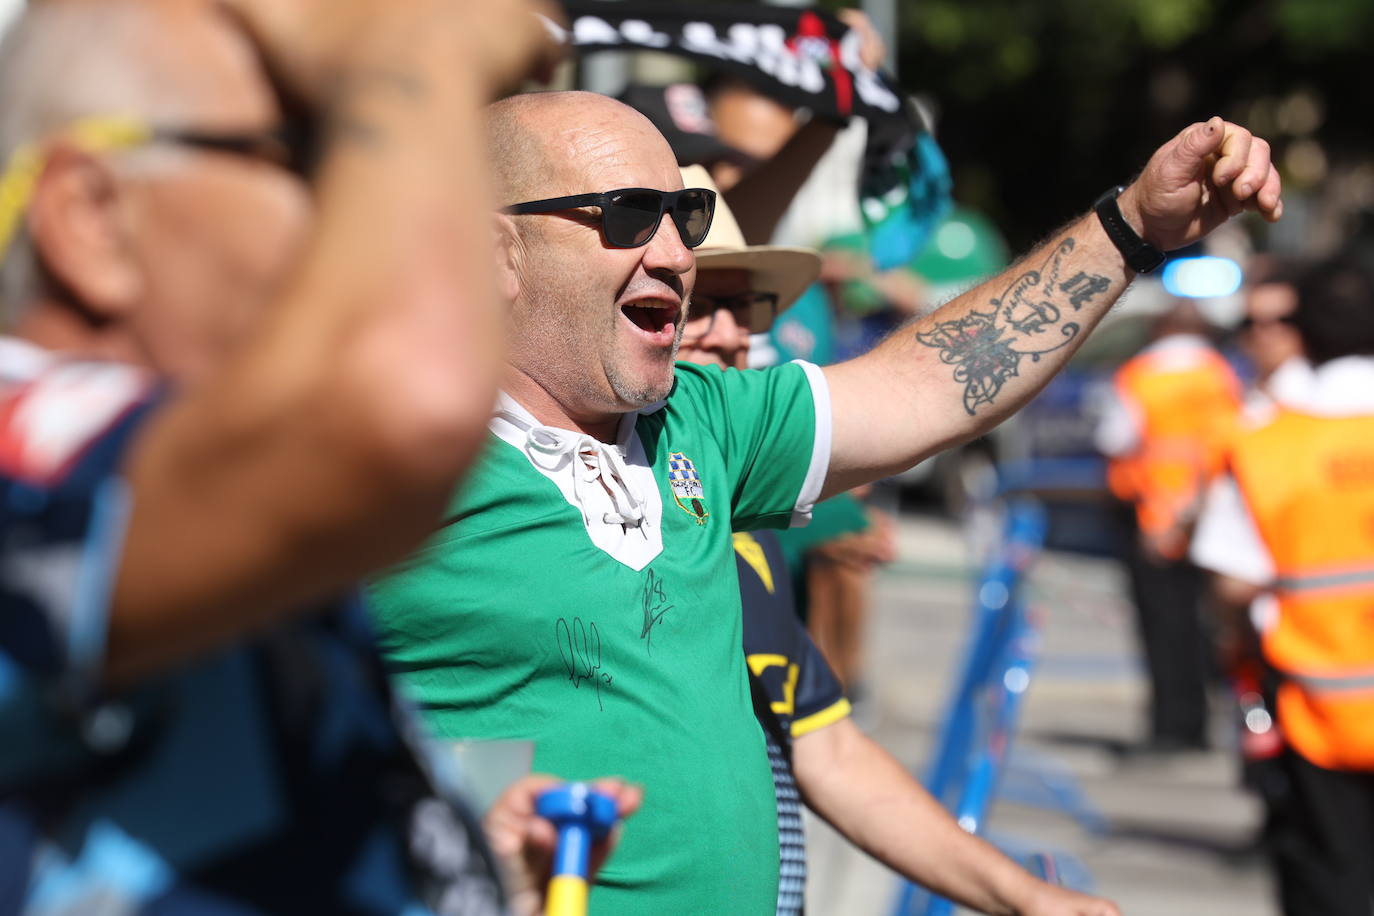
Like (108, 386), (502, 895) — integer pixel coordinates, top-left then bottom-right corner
(822, 118), (1281, 498)
(794, 718), (1120, 915)
(108, 0), (560, 681)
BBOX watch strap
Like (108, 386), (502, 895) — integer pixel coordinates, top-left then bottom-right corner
(1094, 185), (1166, 274)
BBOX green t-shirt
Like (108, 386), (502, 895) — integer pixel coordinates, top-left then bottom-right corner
(368, 361), (830, 915)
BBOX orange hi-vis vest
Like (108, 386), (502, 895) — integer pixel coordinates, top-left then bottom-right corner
(1107, 345), (1242, 553)
(1231, 408), (1374, 770)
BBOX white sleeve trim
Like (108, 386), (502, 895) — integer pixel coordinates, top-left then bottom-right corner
(790, 360), (832, 528)
(1190, 474), (1274, 585)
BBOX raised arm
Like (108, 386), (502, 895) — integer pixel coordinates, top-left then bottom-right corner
(106, 0), (560, 681)
(822, 117), (1280, 497)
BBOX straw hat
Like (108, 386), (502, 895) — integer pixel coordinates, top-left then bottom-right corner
(681, 165), (821, 333)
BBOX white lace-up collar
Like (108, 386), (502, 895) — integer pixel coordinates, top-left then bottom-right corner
(490, 393), (666, 570)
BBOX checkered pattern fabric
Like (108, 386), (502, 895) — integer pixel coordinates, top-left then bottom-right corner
(767, 730), (807, 916)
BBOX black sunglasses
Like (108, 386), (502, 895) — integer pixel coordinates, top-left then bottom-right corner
(505, 187), (716, 249)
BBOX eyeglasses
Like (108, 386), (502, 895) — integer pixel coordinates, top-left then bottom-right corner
(683, 291), (778, 340)
(504, 187), (716, 249)
(0, 115), (319, 264)
(156, 120), (320, 179)
(1238, 313), (1298, 332)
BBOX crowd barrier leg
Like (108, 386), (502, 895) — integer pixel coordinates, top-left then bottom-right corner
(892, 499), (1101, 916)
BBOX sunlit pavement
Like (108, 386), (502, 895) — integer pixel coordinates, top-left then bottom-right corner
(804, 511), (1277, 916)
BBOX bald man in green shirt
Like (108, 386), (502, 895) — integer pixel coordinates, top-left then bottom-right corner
(371, 90), (1281, 913)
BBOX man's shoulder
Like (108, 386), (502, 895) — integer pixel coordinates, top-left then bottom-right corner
(659, 361), (806, 417)
(439, 431), (567, 522)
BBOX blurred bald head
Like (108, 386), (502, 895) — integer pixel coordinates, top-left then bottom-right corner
(0, 0), (311, 379)
(0, 0), (276, 146)
(0, 0), (283, 316)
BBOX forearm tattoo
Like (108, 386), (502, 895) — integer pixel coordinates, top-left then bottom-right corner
(916, 238), (1111, 415)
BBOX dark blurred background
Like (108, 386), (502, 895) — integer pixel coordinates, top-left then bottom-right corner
(846, 0), (1374, 254)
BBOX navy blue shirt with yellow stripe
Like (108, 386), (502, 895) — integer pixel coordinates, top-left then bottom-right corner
(735, 531), (850, 743)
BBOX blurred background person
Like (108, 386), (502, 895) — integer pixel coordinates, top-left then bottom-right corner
(1095, 300), (1243, 751)
(1237, 258), (1314, 417)
(1192, 255), (1374, 916)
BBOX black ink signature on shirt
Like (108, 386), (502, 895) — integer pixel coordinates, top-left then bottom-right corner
(640, 569), (675, 653)
(556, 617), (612, 711)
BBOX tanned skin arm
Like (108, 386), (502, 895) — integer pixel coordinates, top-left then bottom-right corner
(794, 719), (1121, 915)
(107, 0), (560, 682)
(821, 117), (1282, 499)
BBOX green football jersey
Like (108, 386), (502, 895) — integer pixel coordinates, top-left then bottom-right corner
(368, 361), (830, 915)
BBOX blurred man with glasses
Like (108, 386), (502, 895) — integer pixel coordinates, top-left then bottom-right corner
(0, 3), (639, 915)
(1237, 259), (1314, 418)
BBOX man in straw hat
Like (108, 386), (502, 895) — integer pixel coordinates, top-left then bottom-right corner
(678, 165), (1119, 916)
(369, 89), (1280, 914)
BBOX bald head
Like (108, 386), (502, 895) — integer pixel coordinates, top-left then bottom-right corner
(487, 91), (680, 207)
(487, 91), (696, 427)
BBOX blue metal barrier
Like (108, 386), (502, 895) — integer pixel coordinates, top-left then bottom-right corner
(891, 491), (1102, 916)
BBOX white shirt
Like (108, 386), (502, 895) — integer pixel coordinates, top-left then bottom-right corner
(1191, 356), (1374, 587)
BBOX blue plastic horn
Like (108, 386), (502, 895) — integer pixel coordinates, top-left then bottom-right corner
(536, 783), (620, 916)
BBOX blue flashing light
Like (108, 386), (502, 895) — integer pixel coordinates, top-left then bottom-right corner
(1161, 256), (1243, 299)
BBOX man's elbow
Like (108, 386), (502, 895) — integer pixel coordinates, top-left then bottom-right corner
(793, 717), (865, 788)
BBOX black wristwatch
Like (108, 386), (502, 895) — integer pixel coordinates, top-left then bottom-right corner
(1094, 185), (1166, 274)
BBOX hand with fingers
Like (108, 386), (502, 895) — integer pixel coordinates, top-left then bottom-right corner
(837, 8), (888, 71)
(1117, 116), (1283, 254)
(484, 775), (644, 916)
(1018, 882), (1124, 916)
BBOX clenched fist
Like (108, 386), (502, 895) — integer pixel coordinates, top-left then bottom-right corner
(1119, 116), (1282, 254)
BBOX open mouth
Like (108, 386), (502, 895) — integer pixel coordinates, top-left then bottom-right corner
(621, 302), (681, 345)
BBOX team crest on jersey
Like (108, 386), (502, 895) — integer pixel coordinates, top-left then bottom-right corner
(667, 451), (709, 525)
